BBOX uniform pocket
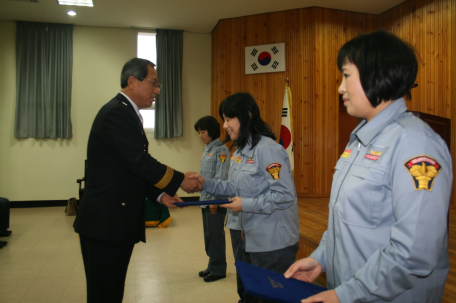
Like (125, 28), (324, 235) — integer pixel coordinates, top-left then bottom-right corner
(338, 165), (385, 228)
(239, 165), (261, 197)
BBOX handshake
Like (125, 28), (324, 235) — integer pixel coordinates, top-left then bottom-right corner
(181, 172), (205, 194)
(160, 172), (205, 209)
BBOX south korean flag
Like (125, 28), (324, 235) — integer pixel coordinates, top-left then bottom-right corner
(245, 43), (286, 75)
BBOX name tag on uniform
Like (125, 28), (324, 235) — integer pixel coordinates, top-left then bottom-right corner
(341, 150), (351, 158)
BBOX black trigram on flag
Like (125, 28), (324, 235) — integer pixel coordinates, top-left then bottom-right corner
(251, 49), (258, 57)
(272, 61), (279, 69)
(251, 63), (259, 71)
(271, 46), (279, 54)
(282, 108), (288, 117)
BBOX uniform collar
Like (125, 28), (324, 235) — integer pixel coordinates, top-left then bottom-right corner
(119, 92), (141, 119)
(204, 138), (220, 152)
(240, 137), (255, 158)
(352, 98), (408, 146)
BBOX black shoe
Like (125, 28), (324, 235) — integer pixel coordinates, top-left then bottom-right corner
(203, 273), (226, 282)
(0, 230), (11, 237)
(199, 270), (210, 277)
(0, 240), (7, 248)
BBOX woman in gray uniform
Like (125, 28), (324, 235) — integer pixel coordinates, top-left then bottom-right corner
(193, 93), (300, 303)
(194, 116), (230, 283)
(285, 30), (452, 303)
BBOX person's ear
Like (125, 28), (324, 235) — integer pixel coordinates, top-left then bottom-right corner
(127, 76), (136, 89)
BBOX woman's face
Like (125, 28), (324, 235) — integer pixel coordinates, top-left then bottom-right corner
(197, 129), (212, 145)
(338, 62), (376, 121)
(223, 114), (241, 141)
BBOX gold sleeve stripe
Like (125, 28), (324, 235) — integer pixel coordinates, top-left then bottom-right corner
(154, 166), (174, 189)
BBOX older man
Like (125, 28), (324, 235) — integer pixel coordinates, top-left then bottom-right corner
(74, 58), (200, 303)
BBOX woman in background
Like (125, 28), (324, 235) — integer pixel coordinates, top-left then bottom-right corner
(194, 116), (230, 283)
(285, 30), (452, 303)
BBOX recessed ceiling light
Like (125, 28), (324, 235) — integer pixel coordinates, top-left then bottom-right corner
(67, 11), (76, 16)
(58, 0), (93, 7)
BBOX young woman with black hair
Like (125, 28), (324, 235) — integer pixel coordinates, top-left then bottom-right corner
(285, 30), (452, 303)
(193, 92), (300, 303)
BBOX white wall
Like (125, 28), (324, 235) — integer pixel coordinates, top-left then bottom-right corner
(0, 21), (211, 201)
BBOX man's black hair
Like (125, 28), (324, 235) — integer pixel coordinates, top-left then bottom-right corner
(120, 58), (156, 88)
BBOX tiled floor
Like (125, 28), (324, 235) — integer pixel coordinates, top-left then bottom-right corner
(0, 206), (239, 303)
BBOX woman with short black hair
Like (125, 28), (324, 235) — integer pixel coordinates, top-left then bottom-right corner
(285, 29), (452, 303)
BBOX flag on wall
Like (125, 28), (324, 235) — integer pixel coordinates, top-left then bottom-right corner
(279, 84), (294, 177)
(245, 43), (286, 75)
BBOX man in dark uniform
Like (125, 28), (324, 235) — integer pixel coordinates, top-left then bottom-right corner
(73, 58), (200, 303)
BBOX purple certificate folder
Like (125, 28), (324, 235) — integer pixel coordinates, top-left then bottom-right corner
(173, 199), (231, 206)
(235, 260), (327, 303)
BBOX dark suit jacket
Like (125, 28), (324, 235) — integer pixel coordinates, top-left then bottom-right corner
(74, 93), (184, 244)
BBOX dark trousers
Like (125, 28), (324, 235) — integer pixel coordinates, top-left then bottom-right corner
(202, 206), (227, 275)
(249, 242), (300, 303)
(230, 229), (256, 303)
(0, 197), (10, 231)
(79, 234), (135, 303)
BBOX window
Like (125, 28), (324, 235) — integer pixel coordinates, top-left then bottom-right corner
(137, 31), (156, 133)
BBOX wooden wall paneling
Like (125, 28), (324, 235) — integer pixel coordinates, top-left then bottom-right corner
(451, 0), (456, 210)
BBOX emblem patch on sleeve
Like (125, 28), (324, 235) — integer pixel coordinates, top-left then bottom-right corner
(266, 163), (282, 180)
(404, 155), (442, 191)
(219, 153), (227, 162)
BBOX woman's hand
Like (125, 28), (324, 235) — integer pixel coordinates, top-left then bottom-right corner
(301, 290), (340, 303)
(219, 197), (242, 212)
(284, 257), (323, 283)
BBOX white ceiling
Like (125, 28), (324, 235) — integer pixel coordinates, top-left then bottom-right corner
(0, 0), (406, 34)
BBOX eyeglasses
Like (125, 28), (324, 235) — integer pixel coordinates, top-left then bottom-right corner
(144, 78), (162, 90)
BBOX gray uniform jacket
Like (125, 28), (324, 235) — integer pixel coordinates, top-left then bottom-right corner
(203, 136), (300, 253)
(310, 98), (452, 303)
(199, 138), (230, 207)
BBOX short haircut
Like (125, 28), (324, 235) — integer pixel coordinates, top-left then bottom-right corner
(194, 116), (221, 140)
(337, 29), (418, 107)
(219, 92), (275, 151)
(120, 58), (156, 88)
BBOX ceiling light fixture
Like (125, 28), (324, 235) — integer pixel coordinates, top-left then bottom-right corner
(58, 0), (93, 7)
(67, 11), (76, 16)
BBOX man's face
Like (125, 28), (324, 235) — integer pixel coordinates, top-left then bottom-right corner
(132, 65), (160, 109)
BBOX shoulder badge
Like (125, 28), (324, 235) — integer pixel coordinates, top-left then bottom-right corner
(219, 153), (227, 162)
(341, 150), (351, 158)
(266, 163), (282, 180)
(404, 155), (442, 191)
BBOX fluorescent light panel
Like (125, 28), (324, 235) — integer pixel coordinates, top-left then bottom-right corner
(58, 0), (93, 7)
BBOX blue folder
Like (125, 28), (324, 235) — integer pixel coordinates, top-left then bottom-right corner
(173, 199), (231, 206)
(235, 260), (327, 303)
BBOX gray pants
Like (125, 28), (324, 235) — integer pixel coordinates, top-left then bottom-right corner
(230, 229), (256, 303)
(202, 206), (227, 275)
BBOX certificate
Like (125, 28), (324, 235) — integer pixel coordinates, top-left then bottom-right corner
(173, 199), (231, 206)
(235, 260), (327, 303)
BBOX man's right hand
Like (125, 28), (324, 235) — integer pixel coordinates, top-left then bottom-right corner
(284, 257), (323, 283)
(181, 172), (203, 193)
(160, 193), (183, 209)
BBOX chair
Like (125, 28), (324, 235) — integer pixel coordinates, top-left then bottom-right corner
(76, 160), (87, 203)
